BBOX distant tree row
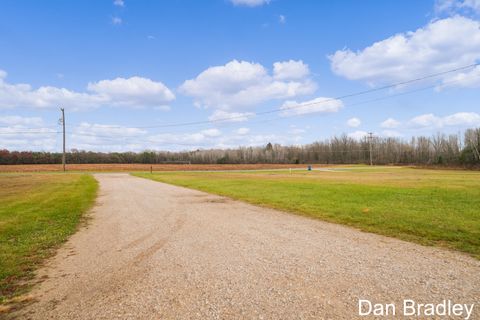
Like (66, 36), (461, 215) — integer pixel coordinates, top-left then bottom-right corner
(1, 128), (479, 166)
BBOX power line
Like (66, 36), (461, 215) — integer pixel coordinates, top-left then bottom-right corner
(0, 131), (60, 135)
(1, 73), (470, 140)
(25, 75), (471, 140)
(1, 62), (479, 136)
(75, 62), (479, 129)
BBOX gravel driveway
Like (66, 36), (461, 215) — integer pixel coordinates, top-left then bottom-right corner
(15, 173), (480, 319)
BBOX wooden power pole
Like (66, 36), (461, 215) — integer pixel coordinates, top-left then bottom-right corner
(368, 132), (374, 166)
(60, 108), (66, 172)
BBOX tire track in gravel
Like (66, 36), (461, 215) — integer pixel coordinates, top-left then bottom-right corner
(12, 173), (480, 320)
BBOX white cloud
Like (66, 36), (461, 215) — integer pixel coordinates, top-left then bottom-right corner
(463, 0), (480, 11)
(236, 127), (250, 135)
(113, 0), (124, 6)
(112, 17), (122, 25)
(68, 123), (147, 152)
(443, 112), (480, 126)
(347, 117), (361, 128)
(0, 70), (174, 110)
(380, 118), (401, 129)
(273, 60), (309, 80)
(382, 130), (403, 138)
(441, 65), (480, 88)
(280, 97), (343, 117)
(348, 130), (369, 140)
(0, 127), (56, 136)
(435, 0), (480, 14)
(87, 76), (175, 107)
(289, 128), (306, 134)
(408, 112), (480, 128)
(329, 16), (480, 87)
(153, 105), (171, 111)
(179, 60), (317, 110)
(208, 110), (254, 122)
(230, 0), (270, 7)
(201, 128), (222, 137)
(409, 113), (443, 128)
(0, 115), (43, 126)
(147, 129), (222, 147)
(214, 133), (299, 149)
(278, 15), (286, 24)
(0, 120), (58, 151)
(74, 123), (146, 136)
(0, 136), (57, 151)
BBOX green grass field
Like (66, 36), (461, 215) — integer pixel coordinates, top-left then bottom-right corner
(0, 173), (97, 303)
(134, 167), (480, 259)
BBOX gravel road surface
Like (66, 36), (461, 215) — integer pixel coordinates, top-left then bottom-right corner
(15, 173), (480, 319)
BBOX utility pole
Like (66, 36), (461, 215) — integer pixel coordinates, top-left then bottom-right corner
(368, 132), (374, 166)
(60, 108), (66, 172)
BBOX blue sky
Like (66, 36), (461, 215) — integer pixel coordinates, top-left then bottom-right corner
(0, 0), (479, 151)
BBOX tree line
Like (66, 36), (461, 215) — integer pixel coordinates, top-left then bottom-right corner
(1, 128), (479, 166)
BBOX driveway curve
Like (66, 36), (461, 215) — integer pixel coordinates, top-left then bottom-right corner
(15, 173), (480, 319)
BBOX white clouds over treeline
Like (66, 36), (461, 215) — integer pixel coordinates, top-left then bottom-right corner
(0, 71), (174, 110)
(377, 112), (480, 132)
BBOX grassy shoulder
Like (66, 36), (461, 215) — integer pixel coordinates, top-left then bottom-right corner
(0, 173), (97, 303)
(133, 167), (480, 259)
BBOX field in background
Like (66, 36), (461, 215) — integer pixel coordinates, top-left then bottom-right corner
(0, 163), (321, 172)
(0, 174), (97, 303)
(135, 167), (480, 258)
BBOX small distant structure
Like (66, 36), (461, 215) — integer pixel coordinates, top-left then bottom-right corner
(307, 165), (312, 171)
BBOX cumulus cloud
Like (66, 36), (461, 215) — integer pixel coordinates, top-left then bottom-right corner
(87, 76), (175, 107)
(230, 0), (270, 7)
(289, 128), (306, 134)
(113, 0), (124, 6)
(329, 16), (480, 87)
(347, 117), (361, 128)
(382, 130), (403, 138)
(179, 60), (317, 111)
(0, 70), (174, 110)
(278, 15), (286, 24)
(236, 127), (250, 135)
(201, 128), (222, 137)
(214, 132), (303, 149)
(208, 110), (254, 123)
(348, 130), (369, 140)
(409, 114), (444, 128)
(147, 129), (223, 148)
(112, 17), (122, 25)
(0, 115), (43, 126)
(435, 0), (480, 14)
(408, 112), (480, 128)
(72, 122), (147, 138)
(273, 60), (309, 80)
(65, 123), (147, 152)
(0, 116), (58, 151)
(280, 97), (343, 117)
(380, 117), (401, 129)
(440, 65), (480, 88)
(0, 135), (57, 151)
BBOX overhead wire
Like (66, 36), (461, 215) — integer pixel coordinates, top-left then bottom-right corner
(1, 62), (478, 144)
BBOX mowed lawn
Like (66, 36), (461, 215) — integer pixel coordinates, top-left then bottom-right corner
(0, 174), (97, 303)
(135, 167), (480, 258)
